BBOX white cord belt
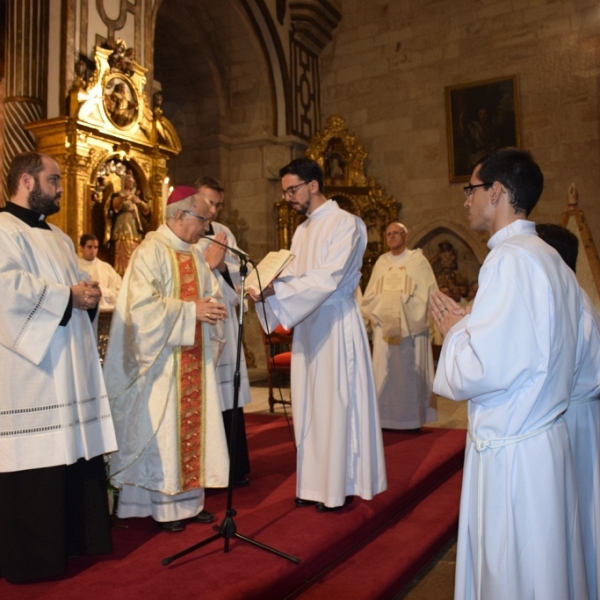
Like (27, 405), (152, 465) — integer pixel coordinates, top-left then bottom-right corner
(469, 418), (556, 453)
(569, 395), (600, 406)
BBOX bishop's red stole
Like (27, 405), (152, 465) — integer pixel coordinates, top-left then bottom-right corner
(175, 252), (204, 491)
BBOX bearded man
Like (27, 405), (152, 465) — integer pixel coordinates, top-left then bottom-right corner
(0, 152), (117, 583)
(249, 158), (387, 511)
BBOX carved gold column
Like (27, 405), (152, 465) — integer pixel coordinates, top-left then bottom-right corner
(1, 0), (49, 204)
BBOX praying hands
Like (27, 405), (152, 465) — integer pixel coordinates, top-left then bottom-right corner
(429, 290), (468, 337)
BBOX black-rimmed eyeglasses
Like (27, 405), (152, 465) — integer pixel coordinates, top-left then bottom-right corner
(182, 209), (208, 223)
(281, 182), (308, 199)
(463, 182), (492, 199)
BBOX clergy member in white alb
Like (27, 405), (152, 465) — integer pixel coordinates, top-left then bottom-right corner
(0, 151), (117, 583)
(249, 158), (387, 511)
(195, 175), (252, 486)
(361, 222), (438, 430)
(430, 149), (589, 600)
(78, 233), (122, 311)
(536, 223), (600, 600)
(104, 186), (229, 533)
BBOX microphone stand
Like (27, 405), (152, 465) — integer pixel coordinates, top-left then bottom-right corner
(162, 253), (300, 566)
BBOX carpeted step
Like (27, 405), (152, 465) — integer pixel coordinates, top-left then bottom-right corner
(0, 417), (465, 600)
(292, 469), (463, 600)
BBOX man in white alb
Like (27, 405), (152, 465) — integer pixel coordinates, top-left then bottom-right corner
(536, 223), (600, 600)
(195, 176), (251, 486)
(430, 148), (589, 600)
(249, 158), (387, 511)
(362, 222), (438, 430)
(0, 151), (117, 583)
(104, 186), (229, 533)
(78, 233), (122, 311)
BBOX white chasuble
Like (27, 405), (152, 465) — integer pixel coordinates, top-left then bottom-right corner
(105, 224), (229, 497)
(362, 249), (438, 429)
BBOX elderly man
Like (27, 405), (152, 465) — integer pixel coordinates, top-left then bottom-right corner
(431, 149), (589, 600)
(0, 151), (117, 583)
(78, 233), (122, 311)
(195, 176), (251, 486)
(362, 222), (438, 430)
(104, 186), (229, 533)
(249, 158), (386, 511)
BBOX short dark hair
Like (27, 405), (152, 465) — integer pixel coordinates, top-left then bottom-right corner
(194, 176), (224, 193)
(279, 158), (324, 192)
(80, 233), (98, 247)
(478, 148), (544, 217)
(7, 152), (47, 196)
(536, 224), (579, 273)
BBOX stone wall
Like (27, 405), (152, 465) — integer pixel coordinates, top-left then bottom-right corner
(319, 0), (600, 253)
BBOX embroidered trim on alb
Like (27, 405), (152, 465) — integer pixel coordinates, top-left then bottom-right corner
(13, 284), (48, 348)
(0, 394), (107, 416)
(0, 412), (113, 437)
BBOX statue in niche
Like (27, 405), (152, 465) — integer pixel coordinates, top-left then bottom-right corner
(106, 171), (151, 275)
(431, 240), (469, 297)
(324, 138), (347, 185)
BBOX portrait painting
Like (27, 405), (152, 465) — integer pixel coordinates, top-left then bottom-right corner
(103, 76), (138, 128)
(445, 76), (522, 182)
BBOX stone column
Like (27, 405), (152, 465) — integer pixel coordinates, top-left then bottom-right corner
(2, 0), (49, 203)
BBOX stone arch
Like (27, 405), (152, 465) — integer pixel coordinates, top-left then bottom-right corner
(411, 218), (487, 296)
(240, 0), (288, 136)
(152, 0), (276, 184)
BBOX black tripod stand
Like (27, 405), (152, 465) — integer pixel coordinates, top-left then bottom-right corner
(162, 258), (300, 566)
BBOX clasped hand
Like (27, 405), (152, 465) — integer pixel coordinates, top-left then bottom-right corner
(72, 280), (101, 310)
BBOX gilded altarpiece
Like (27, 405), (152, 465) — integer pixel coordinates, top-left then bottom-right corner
(25, 43), (181, 263)
(276, 115), (400, 288)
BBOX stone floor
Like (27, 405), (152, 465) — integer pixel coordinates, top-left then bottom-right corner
(245, 369), (467, 599)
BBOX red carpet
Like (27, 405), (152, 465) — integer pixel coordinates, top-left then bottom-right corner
(0, 415), (465, 599)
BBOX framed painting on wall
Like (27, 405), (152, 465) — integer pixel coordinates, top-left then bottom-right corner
(445, 75), (522, 182)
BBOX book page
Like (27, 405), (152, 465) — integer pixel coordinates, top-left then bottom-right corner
(245, 249), (294, 293)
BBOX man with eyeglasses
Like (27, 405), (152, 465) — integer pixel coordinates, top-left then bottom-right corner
(105, 186), (230, 533)
(195, 176), (252, 488)
(430, 148), (589, 599)
(249, 157), (387, 512)
(361, 222), (438, 432)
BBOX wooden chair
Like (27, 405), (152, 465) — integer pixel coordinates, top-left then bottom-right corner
(262, 325), (293, 413)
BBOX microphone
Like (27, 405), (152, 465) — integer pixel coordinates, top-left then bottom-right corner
(205, 236), (256, 266)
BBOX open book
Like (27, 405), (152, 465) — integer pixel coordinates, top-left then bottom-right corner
(245, 249), (295, 294)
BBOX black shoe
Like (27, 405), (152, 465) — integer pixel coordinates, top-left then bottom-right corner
(234, 478), (250, 488)
(294, 497), (318, 507)
(156, 519), (185, 533)
(192, 510), (216, 524)
(315, 496), (354, 512)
